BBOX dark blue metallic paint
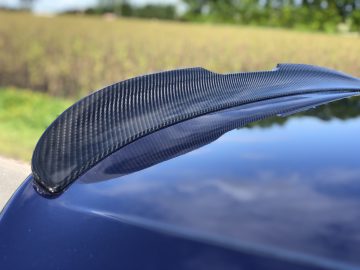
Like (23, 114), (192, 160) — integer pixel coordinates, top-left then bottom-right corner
(1, 97), (360, 270)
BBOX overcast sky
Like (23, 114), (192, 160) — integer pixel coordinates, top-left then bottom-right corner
(0, 0), (179, 13)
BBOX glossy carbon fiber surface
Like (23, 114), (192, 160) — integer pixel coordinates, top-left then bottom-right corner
(79, 92), (357, 183)
(31, 64), (360, 194)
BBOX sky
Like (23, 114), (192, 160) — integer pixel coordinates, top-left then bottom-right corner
(0, 0), (179, 13)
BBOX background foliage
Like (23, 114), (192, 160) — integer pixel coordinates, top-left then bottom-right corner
(180, 0), (360, 32)
(79, 0), (360, 33)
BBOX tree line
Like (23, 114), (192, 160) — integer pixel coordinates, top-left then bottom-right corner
(9, 0), (360, 32)
(83, 0), (176, 20)
(181, 0), (360, 32)
(85, 0), (360, 32)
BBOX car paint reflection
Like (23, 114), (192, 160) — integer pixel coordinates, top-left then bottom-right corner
(62, 114), (360, 265)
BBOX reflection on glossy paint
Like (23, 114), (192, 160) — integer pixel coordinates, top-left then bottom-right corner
(79, 94), (360, 184)
(3, 96), (360, 270)
(69, 100), (360, 266)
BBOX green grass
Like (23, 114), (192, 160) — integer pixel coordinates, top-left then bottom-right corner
(0, 88), (73, 161)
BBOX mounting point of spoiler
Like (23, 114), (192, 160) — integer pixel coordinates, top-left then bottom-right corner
(31, 64), (360, 195)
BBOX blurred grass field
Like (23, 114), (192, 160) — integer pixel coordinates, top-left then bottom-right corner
(0, 11), (360, 161)
(1, 11), (360, 98)
(0, 88), (72, 161)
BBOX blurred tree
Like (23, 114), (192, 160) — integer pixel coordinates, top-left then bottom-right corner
(135, 4), (176, 20)
(181, 0), (209, 20)
(97, 0), (125, 15)
(351, 9), (360, 31)
(121, 2), (133, 17)
(82, 0), (360, 32)
(180, 0), (360, 32)
(88, 0), (175, 20)
(19, 0), (36, 11)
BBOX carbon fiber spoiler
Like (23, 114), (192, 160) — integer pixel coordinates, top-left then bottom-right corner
(31, 64), (360, 194)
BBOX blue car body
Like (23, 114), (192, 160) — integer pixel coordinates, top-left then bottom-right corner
(1, 64), (360, 269)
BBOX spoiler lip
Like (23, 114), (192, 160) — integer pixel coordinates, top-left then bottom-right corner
(77, 92), (359, 185)
(31, 64), (360, 195)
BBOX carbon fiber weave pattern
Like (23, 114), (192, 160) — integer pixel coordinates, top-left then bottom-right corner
(31, 64), (360, 193)
(80, 92), (357, 184)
